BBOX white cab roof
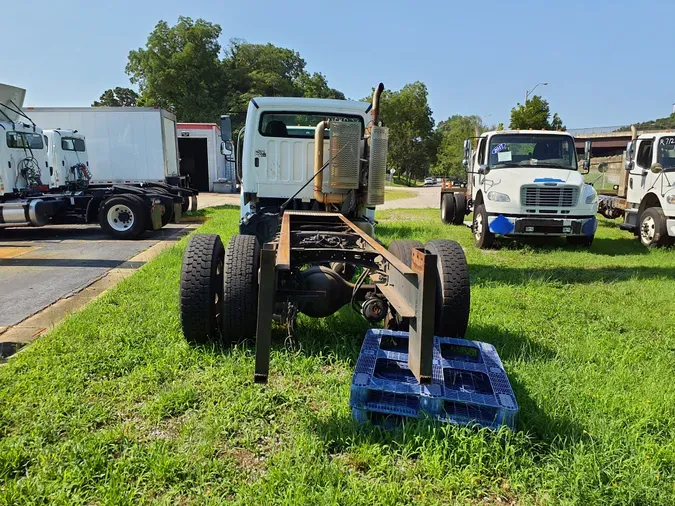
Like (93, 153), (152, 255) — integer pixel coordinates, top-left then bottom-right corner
(482, 129), (573, 137)
(251, 97), (371, 115)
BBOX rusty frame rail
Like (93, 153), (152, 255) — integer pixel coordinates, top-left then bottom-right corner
(254, 210), (438, 384)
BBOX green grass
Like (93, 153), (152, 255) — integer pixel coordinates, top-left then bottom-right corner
(1, 206), (675, 505)
(384, 188), (415, 201)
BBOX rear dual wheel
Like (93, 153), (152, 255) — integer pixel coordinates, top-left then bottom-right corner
(440, 193), (467, 225)
(99, 195), (148, 239)
(179, 233), (260, 346)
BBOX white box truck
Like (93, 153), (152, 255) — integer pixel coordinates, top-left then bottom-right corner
(22, 107), (185, 188)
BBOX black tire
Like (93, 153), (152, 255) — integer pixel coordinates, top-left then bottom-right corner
(222, 234), (261, 342)
(441, 193), (455, 225)
(425, 239), (471, 338)
(385, 239), (424, 331)
(99, 195), (148, 239)
(161, 202), (174, 227)
(388, 239), (424, 267)
(182, 196), (190, 213)
(567, 235), (594, 247)
(180, 234), (225, 345)
(453, 193), (467, 225)
(639, 207), (673, 248)
(472, 203), (495, 249)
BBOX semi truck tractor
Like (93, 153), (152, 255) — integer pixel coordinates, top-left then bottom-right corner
(178, 84), (472, 385)
(0, 83), (183, 239)
(441, 129), (599, 248)
(596, 127), (675, 247)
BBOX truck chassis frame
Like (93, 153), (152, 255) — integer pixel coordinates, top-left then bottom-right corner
(253, 211), (438, 384)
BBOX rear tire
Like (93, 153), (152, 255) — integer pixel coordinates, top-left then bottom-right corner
(388, 239), (424, 267)
(385, 239), (424, 331)
(473, 204), (495, 249)
(222, 234), (261, 343)
(441, 193), (455, 225)
(425, 239), (471, 338)
(99, 195), (147, 239)
(161, 202), (174, 227)
(453, 193), (467, 225)
(180, 234), (225, 345)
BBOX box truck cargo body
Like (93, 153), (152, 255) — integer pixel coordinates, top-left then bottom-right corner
(23, 107), (182, 187)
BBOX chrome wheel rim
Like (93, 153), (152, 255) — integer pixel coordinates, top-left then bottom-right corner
(641, 216), (656, 244)
(107, 204), (135, 232)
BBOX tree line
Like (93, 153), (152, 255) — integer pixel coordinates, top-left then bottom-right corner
(93, 16), (565, 184)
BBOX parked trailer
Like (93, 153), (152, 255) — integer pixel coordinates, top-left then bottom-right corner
(179, 84), (471, 385)
(0, 84), (183, 239)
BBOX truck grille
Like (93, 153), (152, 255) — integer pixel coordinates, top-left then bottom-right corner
(520, 185), (579, 208)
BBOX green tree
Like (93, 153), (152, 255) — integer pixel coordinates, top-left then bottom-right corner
(432, 115), (485, 179)
(126, 17), (228, 122)
(376, 82), (437, 185)
(616, 113), (675, 132)
(509, 95), (565, 130)
(92, 87), (139, 107)
(125, 18), (345, 124)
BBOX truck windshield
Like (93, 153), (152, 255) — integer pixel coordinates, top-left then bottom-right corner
(657, 136), (675, 170)
(488, 134), (577, 170)
(259, 112), (364, 139)
(7, 131), (44, 150)
(62, 137), (86, 152)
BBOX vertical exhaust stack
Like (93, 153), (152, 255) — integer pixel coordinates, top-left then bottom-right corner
(367, 83), (389, 205)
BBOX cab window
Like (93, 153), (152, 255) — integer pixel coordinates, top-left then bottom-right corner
(7, 132), (44, 149)
(636, 140), (653, 168)
(62, 137), (86, 152)
(477, 138), (486, 165)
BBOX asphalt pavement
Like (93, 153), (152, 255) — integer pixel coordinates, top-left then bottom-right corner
(0, 224), (194, 328)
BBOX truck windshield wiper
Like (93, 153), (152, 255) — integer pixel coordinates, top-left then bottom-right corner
(532, 163), (572, 169)
(491, 162), (522, 168)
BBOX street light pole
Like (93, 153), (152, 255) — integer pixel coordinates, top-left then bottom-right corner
(525, 82), (548, 103)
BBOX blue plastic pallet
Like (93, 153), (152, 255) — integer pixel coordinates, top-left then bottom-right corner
(349, 329), (518, 430)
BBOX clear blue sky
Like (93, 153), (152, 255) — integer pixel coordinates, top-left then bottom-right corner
(4, 0), (675, 129)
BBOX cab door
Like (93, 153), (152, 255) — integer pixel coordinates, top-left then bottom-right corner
(473, 136), (487, 200)
(628, 139), (652, 205)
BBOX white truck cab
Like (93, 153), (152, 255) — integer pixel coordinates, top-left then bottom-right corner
(0, 124), (50, 197)
(230, 97), (381, 243)
(43, 129), (90, 189)
(458, 130), (598, 248)
(622, 132), (675, 247)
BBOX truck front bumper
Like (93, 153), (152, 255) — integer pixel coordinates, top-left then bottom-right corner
(667, 218), (675, 237)
(488, 214), (597, 237)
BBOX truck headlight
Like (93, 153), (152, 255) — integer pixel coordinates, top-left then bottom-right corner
(586, 194), (598, 204)
(667, 194), (675, 204)
(487, 191), (510, 202)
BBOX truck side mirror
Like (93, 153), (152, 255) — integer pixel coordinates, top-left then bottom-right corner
(220, 115), (233, 142)
(221, 140), (234, 162)
(462, 139), (472, 171)
(625, 141), (635, 170)
(582, 140), (592, 173)
(650, 163), (664, 174)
